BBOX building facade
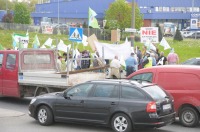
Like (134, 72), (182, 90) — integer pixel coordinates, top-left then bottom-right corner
(31, 0), (200, 30)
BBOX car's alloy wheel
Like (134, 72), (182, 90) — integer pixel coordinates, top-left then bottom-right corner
(179, 107), (199, 127)
(37, 105), (53, 126)
(111, 113), (132, 132)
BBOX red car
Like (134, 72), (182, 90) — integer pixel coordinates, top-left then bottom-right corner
(127, 65), (200, 127)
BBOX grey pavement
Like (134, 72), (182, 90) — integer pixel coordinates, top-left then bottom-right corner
(0, 108), (25, 118)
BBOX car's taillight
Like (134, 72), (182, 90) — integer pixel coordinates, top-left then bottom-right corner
(146, 101), (157, 113)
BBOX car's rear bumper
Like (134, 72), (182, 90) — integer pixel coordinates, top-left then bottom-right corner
(134, 112), (176, 128)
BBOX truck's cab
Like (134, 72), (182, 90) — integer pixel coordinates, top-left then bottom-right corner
(0, 50), (19, 97)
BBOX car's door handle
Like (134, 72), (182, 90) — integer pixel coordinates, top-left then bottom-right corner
(111, 102), (116, 105)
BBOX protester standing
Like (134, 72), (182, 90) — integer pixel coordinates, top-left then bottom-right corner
(143, 51), (152, 68)
(157, 51), (168, 65)
(81, 50), (90, 69)
(151, 53), (157, 66)
(109, 56), (121, 79)
(125, 53), (137, 76)
(57, 56), (62, 72)
(167, 48), (179, 64)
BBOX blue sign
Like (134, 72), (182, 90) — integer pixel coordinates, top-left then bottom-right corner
(69, 27), (83, 42)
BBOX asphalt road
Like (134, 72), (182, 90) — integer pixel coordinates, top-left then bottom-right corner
(0, 97), (200, 132)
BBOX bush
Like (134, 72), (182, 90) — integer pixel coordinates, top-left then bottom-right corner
(173, 29), (183, 41)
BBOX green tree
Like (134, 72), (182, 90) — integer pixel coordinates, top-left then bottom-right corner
(173, 28), (183, 41)
(13, 3), (31, 24)
(105, 0), (143, 30)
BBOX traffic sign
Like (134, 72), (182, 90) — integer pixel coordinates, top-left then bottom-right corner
(69, 27), (83, 42)
(125, 28), (137, 33)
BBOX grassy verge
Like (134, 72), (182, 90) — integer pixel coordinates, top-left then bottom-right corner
(0, 29), (199, 63)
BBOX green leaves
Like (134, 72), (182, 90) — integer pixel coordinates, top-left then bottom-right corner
(13, 3), (31, 24)
(105, 0), (143, 30)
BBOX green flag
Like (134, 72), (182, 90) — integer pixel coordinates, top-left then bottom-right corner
(0, 44), (4, 50)
(88, 7), (100, 29)
(32, 35), (40, 48)
(12, 33), (29, 49)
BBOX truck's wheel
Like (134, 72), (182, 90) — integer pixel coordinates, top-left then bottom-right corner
(37, 105), (53, 126)
(179, 107), (199, 127)
(111, 113), (132, 132)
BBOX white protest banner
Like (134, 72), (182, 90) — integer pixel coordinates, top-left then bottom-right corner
(140, 27), (158, 43)
(160, 37), (171, 50)
(42, 25), (53, 34)
(94, 41), (132, 60)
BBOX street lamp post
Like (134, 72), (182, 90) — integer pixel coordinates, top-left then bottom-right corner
(131, 0), (135, 47)
(103, 20), (107, 40)
(57, 0), (61, 35)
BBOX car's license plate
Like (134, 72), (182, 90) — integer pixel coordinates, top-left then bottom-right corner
(163, 104), (171, 110)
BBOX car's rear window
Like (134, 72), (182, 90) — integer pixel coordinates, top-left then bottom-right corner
(143, 85), (167, 101)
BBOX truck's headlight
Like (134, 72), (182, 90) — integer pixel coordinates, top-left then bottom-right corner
(30, 98), (37, 104)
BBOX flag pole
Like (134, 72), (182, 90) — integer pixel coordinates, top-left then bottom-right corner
(88, 7), (90, 37)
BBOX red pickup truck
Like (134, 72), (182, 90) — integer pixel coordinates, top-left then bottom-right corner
(0, 49), (105, 98)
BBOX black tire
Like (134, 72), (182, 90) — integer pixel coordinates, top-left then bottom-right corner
(37, 105), (54, 126)
(111, 113), (132, 132)
(179, 107), (199, 127)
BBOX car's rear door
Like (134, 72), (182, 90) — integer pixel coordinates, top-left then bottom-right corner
(119, 85), (149, 123)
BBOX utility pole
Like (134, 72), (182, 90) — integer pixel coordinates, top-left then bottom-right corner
(131, 0), (135, 47)
(57, 0), (61, 35)
(6, 0), (8, 13)
(58, 0), (59, 25)
(192, 0), (194, 13)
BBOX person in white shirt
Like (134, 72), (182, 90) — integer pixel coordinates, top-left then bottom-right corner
(109, 55), (121, 79)
(57, 56), (62, 72)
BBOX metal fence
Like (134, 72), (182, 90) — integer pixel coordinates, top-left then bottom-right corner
(0, 22), (111, 41)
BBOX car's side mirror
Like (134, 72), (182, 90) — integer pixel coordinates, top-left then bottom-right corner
(63, 91), (71, 99)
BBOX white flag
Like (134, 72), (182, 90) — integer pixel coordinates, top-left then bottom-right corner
(57, 40), (71, 52)
(51, 45), (56, 49)
(44, 38), (53, 47)
(82, 34), (88, 46)
(40, 44), (46, 49)
(125, 37), (128, 43)
(160, 37), (171, 50)
(120, 56), (126, 67)
(144, 41), (156, 51)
